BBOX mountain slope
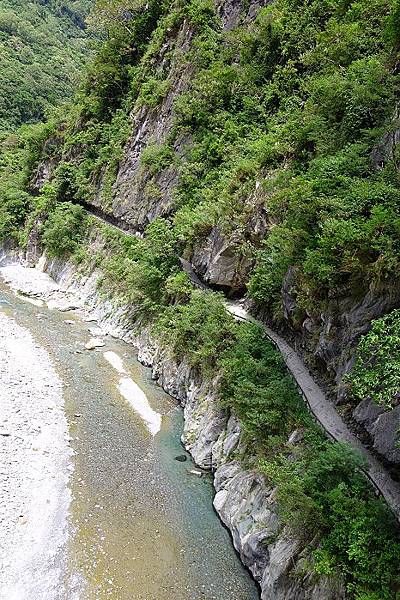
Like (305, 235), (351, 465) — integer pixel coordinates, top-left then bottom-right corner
(2, 1), (400, 598)
(0, 0), (92, 131)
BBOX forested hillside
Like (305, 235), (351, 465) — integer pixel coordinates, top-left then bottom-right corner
(0, 0), (92, 131)
(2, 1), (400, 598)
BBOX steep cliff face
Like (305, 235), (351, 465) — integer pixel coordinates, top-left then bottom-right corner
(110, 19), (194, 229)
(31, 0), (269, 289)
(109, 0), (271, 287)
(27, 0), (400, 471)
(272, 269), (400, 468)
(110, 0), (271, 229)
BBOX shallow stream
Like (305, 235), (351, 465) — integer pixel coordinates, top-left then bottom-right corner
(0, 282), (259, 600)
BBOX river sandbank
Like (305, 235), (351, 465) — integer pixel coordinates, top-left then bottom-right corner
(0, 311), (72, 599)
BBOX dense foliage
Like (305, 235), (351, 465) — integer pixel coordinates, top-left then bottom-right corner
(263, 439), (400, 599)
(347, 309), (400, 409)
(0, 0), (93, 131)
(98, 218), (179, 310)
(0, 122), (50, 240)
(41, 201), (87, 256)
(17, 0), (400, 312)
(157, 286), (400, 598)
(167, 0), (400, 315)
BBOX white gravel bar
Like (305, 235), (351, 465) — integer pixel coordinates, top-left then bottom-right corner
(0, 312), (72, 599)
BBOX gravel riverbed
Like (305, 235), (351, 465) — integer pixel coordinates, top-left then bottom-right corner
(0, 311), (72, 600)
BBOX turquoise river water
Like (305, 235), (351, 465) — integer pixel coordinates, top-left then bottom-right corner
(0, 282), (260, 600)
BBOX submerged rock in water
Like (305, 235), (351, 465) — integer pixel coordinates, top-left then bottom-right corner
(85, 338), (105, 350)
(188, 469), (203, 477)
(174, 455), (188, 462)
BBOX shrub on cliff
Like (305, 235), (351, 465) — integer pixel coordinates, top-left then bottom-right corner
(262, 440), (400, 599)
(42, 202), (87, 257)
(346, 308), (400, 409)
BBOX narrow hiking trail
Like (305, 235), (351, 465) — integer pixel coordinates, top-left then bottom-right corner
(224, 301), (400, 520)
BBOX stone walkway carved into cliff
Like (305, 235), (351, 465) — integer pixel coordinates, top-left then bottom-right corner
(74, 203), (400, 520)
(223, 301), (400, 521)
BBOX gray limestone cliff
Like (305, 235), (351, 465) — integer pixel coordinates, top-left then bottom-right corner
(273, 266), (400, 467)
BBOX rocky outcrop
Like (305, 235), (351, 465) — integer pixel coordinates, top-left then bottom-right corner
(25, 217), (45, 266)
(281, 268), (400, 385)
(215, 0), (270, 30)
(215, 462), (346, 599)
(31, 158), (56, 192)
(274, 266), (400, 467)
(30, 134), (65, 193)
(110, 18), (194, 230)
(190, 182), (268, 293)
(371, 106), (400, 170)
(191, 228), (253, 293)
(354, 398), (400, 464)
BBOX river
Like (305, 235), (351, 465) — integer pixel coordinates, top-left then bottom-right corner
(0, 279), (260, 600)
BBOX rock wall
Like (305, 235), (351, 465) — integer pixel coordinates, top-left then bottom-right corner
(30, 0), (269, 291)
(270, 267), (400, 469)
(110, 16), (195, 230)
(109, 0), (271, 242)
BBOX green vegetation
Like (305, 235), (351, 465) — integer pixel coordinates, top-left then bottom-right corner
(31, 0), (400, 319)
(42, 201), (87, 257)
(166, 0), (400, 316)
(0, 121), (53, 241)
(263, 439), (400, 599)
(0, 0), (93, 244)
(347, 309), (400, 409)
(98, 218), (179, 311)
(3, 0), (400, 303)
(1, 0), (400, 597)
(0, 0), (92, 131)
